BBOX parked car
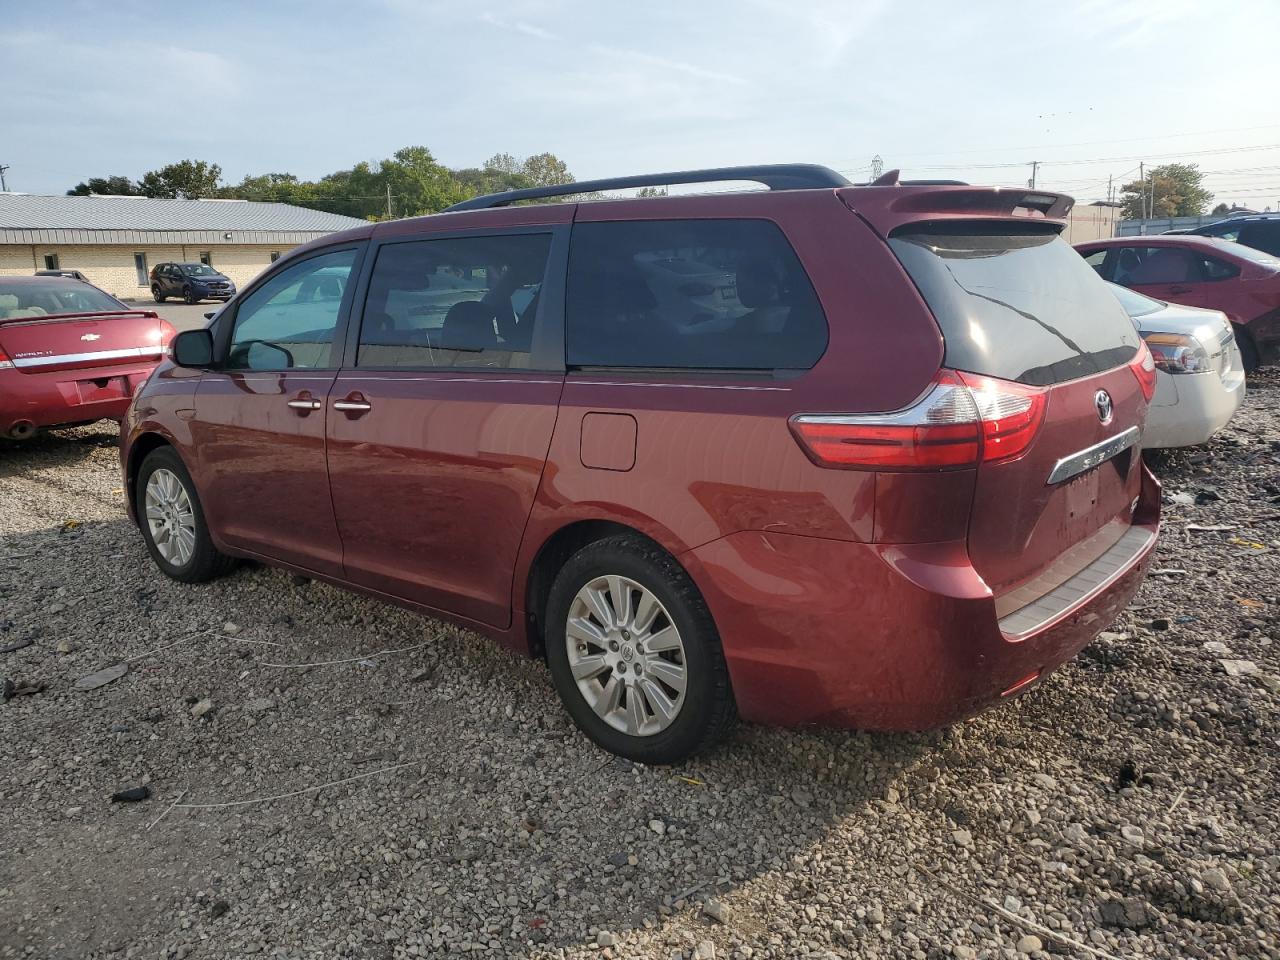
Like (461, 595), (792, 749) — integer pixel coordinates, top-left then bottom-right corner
(149, 262), (237, 304)
(34, 268), (90, 281)
(1076, 235), (1280, 373)
(121, 165), (1161, 762)
(0, 276), (176, 440)
(1107, 283), (1244, 448)
(1185, 213), (1280, 257)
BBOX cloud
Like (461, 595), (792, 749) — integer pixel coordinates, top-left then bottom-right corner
(480, 12), (557, 40)
(586, 44), (748, 86)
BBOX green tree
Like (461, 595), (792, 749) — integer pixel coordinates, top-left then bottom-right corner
(1210, 202), (1231, 216)
(1121, 163), (1212, 220)
(636, 186), (668, 198)
(139, 160), (223, 199)
(520, 152), (573, 187)
(66, 175), (141, 196)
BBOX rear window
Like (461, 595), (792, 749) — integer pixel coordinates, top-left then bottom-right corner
(0, 280), (126, 319)
(889, 225), (1139, 386)
(566, 219), (827, 370)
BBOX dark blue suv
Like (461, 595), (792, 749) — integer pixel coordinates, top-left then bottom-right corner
(150, 262), (237, 304)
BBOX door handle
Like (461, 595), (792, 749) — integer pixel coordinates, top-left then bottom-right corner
(286, 392), (322, 413)
(333, 392), (372, 414)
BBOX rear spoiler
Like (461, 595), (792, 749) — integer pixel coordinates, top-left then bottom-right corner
(839, 176), (1074, 239)
(0, 309), (160, 327)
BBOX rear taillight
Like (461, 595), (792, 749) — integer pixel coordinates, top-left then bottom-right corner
(1128, 341), (1156, 401)
(790, 370), (1047, 470)
(0, 346), (11, 370)
(158, 320), (178, 346)
(1142, 332), (1211, 375)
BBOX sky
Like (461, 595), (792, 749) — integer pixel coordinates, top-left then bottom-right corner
(3, 0), (1280, 210)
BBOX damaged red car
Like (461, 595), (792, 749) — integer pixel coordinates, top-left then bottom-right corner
(0, 276), (175, 440)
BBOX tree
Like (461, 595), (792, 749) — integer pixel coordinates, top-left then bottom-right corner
(1120, 163), (1212, 220)
(1211, 202), (1231, 216)
(139, 160), (223, 199)
(636, 186), (668, 198)
(66, 175), (142, 196)
(520, 152), (573, 187)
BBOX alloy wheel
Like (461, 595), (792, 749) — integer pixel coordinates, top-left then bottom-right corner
(565, 575), (687, 737)
(144, 468), (197, 566)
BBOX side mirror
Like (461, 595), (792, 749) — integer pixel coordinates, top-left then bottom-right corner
(171, 329), (214, 368)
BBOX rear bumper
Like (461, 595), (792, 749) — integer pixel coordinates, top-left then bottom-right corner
(0, 364), (154, 434)
(683, 466), (1161, 730)
(1144, 369), (1244, 448)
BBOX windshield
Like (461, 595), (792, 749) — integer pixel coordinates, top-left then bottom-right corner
(1107, 282), (1163, 318)
(889, 224), (1140, 386)
(181, 264), (219, 276)
(0, 280), (128, 319)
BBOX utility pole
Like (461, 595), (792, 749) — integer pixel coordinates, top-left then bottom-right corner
(1028, 160), (1039, 189)
(1107, 174), (1113, 204)
(1138, 162), (1145, 224)
(385, 183), (393, 220)
(0, 164), (9, 193)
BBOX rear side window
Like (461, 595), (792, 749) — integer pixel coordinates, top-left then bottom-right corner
(890, 225), (1139, 386)
(1239, 222), (1280, 257)
(358, 233), (552, 369)
(566, 219), (827, 370)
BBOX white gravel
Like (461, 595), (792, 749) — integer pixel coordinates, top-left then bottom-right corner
(1, 372), (1278, 960)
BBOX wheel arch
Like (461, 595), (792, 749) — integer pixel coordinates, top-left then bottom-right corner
(522, 518), (681, 660)
(125, 432), (176, 522)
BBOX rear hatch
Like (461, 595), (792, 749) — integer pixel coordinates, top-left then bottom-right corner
(0, 310), (167, 374)
(887, 221), (1149, 605)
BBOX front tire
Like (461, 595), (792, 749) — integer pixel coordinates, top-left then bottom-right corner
(545, 535), (736, 763)
(182, 287), (198, 305)
(136, 447), (235, 583)
(152, 286), (166, 303)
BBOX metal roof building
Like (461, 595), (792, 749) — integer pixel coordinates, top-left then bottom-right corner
(0, 194), (367, 299)
(0, 193), (365, 245)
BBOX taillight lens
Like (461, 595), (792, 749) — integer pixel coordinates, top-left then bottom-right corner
(790, 370), (1047, 470)
(0, 346), (11, 370)
(1141, 332), (1210, 375)
(1128, 341), (1157, 400)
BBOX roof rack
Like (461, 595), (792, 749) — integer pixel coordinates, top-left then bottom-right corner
(445, 164), (852, 212)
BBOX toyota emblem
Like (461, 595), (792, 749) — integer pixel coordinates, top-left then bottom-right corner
(1094, 389), (1114, 425)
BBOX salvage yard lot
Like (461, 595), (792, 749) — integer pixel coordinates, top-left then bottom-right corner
(2, 378), (1278, 960)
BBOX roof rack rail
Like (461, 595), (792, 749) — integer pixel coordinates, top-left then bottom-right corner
(445, 164), (851, 212)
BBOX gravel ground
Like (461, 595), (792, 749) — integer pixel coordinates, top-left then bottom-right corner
(1, 374), (1278, 960)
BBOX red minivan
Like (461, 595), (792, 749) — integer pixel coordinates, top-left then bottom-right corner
(121, 165), (1160, 762)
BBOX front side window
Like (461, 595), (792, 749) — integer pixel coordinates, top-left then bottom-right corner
(227, 248), (356, 370)
(565, 219), (827, 370)
(358, 233), (552, 369)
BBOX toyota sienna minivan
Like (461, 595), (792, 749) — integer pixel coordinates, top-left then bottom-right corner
(121, 164), (1161, 762)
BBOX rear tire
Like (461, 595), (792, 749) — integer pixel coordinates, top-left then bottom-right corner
(152, 286), (165, 303)
(1237, 328), (1260, 375)
(136, 447), (235, 583)
(545, 535), (736, 763)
